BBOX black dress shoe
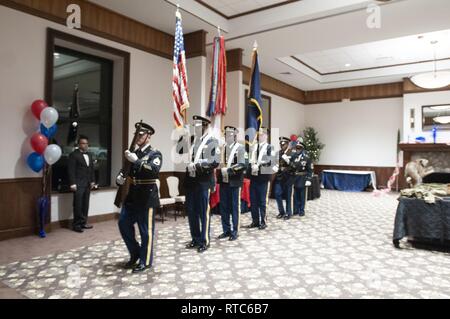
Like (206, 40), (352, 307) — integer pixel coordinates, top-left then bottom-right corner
(73, 227), (84, 233)
(283, 215), (291, 220)
(276, 214), (285, 219)
(197, 245), (209, 253)
(229, 235), (238, 241)
(218, 233), (230, 239)
(123, 256), (139, 269)
(132, 264), (151, 273)
(185, 241), (199, 249)
(82, 224), (93, 229)
(258, 224), (267, 230)
(246, 223), (260, 229)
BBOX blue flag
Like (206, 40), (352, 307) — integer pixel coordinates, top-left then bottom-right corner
(246, 48), (263, 146)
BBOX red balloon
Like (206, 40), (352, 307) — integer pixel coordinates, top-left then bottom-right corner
(31, 100), (48, 120)
(31, 133), (48, 154)
(290, 135), (298, 142)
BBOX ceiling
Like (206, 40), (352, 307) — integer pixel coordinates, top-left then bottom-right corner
(89, 0), (450, 91)
(195, 0), (296, 19)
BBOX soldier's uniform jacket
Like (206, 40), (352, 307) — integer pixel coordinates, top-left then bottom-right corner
(125, 145), (162, 209)
(292, 150), (313, 188)
(248, 142), (276, 183)
(275, 147), (297, 183)
(217, 142), (247, 188)
(184, 133), (220, 189)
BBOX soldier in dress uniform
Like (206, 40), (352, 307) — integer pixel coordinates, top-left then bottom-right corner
(247, 127), (276, 230)
(217, 126), (247, 241)
(293, 139), (313, 217)
(116, 122), (162, 273)
(274, 137), (297, 220)
(184, 115), (220, 253)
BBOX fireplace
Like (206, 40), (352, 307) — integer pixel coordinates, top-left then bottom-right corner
(399, 143), (450, 188)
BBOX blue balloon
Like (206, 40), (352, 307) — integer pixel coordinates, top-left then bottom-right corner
(27, 152), (45, 173)
(40, 123), (57, 139)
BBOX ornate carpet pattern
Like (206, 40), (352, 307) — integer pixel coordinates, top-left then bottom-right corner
(1, 190), (450, 299)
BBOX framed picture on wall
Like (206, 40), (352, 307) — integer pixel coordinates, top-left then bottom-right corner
(244, 90), (272, 143)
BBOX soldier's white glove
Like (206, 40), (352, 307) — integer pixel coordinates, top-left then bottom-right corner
(251, 164), (259, 176)
(116, 173), (126, 186)
(305, 181), (312, 187)
(221, 167), (229, 175)
(125, 150), (138, 163)
(70, 184), (77, 192)
(188, 163), (196, 173)
(281, 154), (290, 164)
(273, 164), (279, 173)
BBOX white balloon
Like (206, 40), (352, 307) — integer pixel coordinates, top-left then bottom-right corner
(44, 144), (62, 165)
(40, 107), (59, 129)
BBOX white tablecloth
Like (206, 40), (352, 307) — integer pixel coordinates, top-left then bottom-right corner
(322, 170), (377, 190)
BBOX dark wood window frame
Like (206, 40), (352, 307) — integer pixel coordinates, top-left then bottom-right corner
(45, 28), (130, 193)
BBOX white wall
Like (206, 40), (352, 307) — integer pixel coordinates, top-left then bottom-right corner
(0, 6), (201, 221)
(304, 98), (403, 167)
(403, 90), (450, 143)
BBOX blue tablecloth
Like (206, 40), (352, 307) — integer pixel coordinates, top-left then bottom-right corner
(322, 171), (372, 192)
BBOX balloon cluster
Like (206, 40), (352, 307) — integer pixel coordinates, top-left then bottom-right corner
(27, 100), (62, 172)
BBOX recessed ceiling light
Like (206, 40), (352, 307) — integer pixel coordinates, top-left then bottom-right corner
(344, 63), (351, 67)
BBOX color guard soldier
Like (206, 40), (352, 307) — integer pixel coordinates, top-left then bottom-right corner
(116, 122), (162, 273)
(247, 127), (276, 230)
(293, 140), (313, 216)
(184, 115), (220, 253)
(217, 126), (247, 241)
(274, 137), (297, 220)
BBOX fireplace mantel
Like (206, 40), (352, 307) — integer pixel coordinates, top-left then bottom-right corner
(399, 143), (450, 153)
(398, 143), (450, 189)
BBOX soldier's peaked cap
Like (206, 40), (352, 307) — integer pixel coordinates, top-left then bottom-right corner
(193, 115), (211, 125)
(136, 121), (155, 135)
(225, 126), (238, 133)
(279, 136), (290, 143)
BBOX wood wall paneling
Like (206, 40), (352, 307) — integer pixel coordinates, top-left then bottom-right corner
(0, 0), (206, 60)
(226, 48), (243, 72)
(304, 82), (404, 104)
(0, 178), (46, 241)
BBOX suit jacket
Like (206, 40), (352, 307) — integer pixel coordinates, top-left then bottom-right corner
(68, 149), (95, 188)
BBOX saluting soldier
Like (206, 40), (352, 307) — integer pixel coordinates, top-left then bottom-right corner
(247, 127), (276, 230)
(217, 126), (247, 241)
(274, 137), (297, 220)
(116, 122), (162, 273)
(184, 115), (220, 253)
(293, 139), (313, 217)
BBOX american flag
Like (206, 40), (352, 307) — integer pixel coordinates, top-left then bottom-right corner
(172, 11), (190, 128)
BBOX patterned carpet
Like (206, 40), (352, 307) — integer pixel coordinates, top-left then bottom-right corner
(1, 190), (450, 299)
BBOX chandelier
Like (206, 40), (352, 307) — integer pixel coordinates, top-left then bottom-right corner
(410, 40), (450, 89)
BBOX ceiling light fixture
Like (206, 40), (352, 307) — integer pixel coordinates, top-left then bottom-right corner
(429, 105), (450, 111)
(344, 63), (351, 67)
(433, 116), (450, 124)
(411, 41), (450, 89)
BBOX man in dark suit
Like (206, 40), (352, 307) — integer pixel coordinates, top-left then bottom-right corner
(68, 135), (96, 233)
